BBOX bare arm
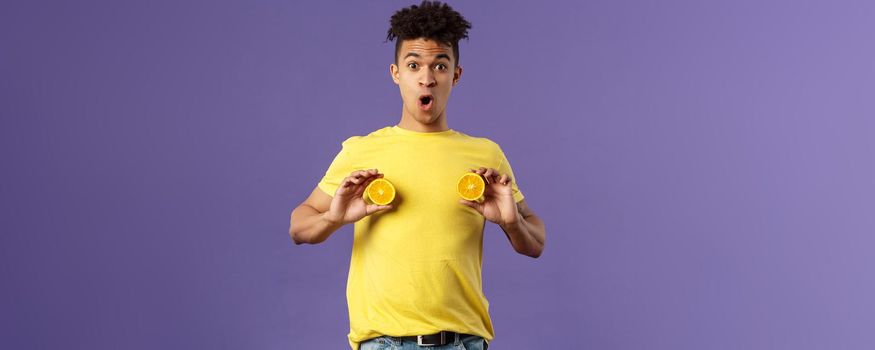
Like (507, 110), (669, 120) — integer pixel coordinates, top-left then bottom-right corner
(289, 188), (343, 245)
(460, 168), (547, 258)
(289, 169), (393, 245)
(498, 199), (546, 258)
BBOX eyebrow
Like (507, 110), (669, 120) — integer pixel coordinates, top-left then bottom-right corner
(404, 52), (451, 61)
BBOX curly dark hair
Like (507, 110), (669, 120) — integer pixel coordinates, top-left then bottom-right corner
(386, 1), (472, 67)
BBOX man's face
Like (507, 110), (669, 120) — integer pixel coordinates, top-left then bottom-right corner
(390, 38), (462, 126)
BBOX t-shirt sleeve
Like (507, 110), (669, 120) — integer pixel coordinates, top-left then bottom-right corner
(316, 138), (359, 197)
(496, 145), (525, 203)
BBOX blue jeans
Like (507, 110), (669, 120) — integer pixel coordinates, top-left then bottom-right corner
(359, 334), (488, 350)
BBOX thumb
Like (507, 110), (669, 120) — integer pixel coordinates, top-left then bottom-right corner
(366, 204), (394, 215)
(459, 199), (483, 213)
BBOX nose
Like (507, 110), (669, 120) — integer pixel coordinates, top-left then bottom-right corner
(419, 70), (436, 87)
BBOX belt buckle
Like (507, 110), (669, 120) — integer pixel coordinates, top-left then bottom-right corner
(417, 332), (446, 346)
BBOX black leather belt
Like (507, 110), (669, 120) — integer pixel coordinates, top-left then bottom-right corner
(394, 331), (463, 346)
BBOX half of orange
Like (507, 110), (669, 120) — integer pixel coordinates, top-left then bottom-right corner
(457, 172), (486, 201)
(364, 178), (396, 205)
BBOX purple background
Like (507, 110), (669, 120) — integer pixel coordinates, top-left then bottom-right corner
(2, 0), (874, 349)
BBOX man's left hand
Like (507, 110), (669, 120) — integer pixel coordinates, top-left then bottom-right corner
(459, 167), (519, 226)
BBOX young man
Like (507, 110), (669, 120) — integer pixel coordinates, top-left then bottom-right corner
(289, 2), (546, 349)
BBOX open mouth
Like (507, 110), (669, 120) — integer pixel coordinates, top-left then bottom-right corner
(418, 94), (434, 110)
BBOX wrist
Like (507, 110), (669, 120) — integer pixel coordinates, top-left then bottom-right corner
(500, 210), (523, 229)
(321, 211), (343, 225)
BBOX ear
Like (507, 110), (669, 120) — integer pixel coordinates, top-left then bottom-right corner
(390, 63), (400, 85)
(452, 65), (463, 86)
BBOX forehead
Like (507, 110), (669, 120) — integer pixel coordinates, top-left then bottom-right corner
(399, 38), (453, 61)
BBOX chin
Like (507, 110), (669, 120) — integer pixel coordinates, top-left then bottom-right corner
(417, 115), (440, 124)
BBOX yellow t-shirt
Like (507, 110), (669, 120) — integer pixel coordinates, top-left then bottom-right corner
(316, 126), (524, 350)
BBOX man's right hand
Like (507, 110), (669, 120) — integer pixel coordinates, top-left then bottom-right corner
(324, 169), (394, 224)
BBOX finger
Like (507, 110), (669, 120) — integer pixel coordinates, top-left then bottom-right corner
(356, 169), (385, 182)
(367, 204), (394, 214)
(341, 176), (356, 188)
(348, 176), (366, 185)
(361, 169), (384, 180)
(346, 171), (369, 184)
(342, 171), (373, 192)
(353, 182), (367, 197)
(355, 176), (378, 196)
(337, 177), (361, 195)
(483, 168), (495, 178)
(470, 168), (489, 184)
(499, 174), (511, 186)
(354, 168), (381, 178)
(485, 168), (502, 184)
(357, 171), (388, 196)
(336, 180), (352, 195)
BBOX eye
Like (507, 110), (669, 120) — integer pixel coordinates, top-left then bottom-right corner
(435, 63), (448, 71)
(407, 62), (418, 69)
